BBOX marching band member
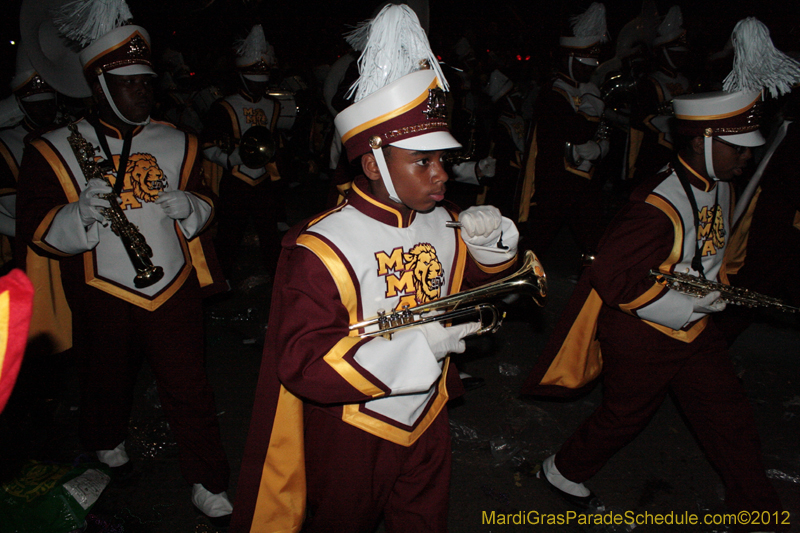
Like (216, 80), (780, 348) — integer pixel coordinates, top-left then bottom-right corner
(519, 2), (610, 265)
(231, 5), (521, 532)
(0, 48), (58, 272)
(522, 18), (797, 530)
(202, 24), (285, 280)
(627, 5), (694, 187)
(16, 0), (231, 525)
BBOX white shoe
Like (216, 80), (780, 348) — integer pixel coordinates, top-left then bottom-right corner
(96, 441), (129, 468)
(541, 454), (590, 497)
(192, 483), (233, 518)
(539, 454), (604, 511)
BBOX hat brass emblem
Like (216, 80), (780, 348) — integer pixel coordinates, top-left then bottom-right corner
(424, 88), (447, 120)
(127, 35), (149, 59)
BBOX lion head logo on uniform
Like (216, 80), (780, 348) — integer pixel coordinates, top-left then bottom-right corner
(126, 153), (167, 202)
(403, 243), (444, 304)
(712, 204), (726, 250)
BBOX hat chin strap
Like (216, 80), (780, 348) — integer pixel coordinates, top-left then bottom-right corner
(568, 56), (575, 82)
(372, 146), (402, 203)
(98, 73), (150, 127)
(704, 136), (718, 180)
(662, 48), (677, 70)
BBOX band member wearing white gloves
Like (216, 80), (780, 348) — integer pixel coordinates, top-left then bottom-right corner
(16, 1), (231, 525)
(231, 6), (520, 533)
(522, 18), (794, 529)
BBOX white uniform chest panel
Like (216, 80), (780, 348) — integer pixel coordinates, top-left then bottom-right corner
(225, 94), (276, 180)
(309, 206), (457, 325)
(0, 124), (28, 165)
(651, 172), (730, 279)
(226, 94), (276, 134)
(44, 121), (190, 296)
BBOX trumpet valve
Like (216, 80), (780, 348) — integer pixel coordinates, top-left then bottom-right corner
(377, 309), (389, 331)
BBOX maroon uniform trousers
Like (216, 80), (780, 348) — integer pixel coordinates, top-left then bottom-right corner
(67, 271), (230, 494)
(554, 307), (783, 525)
(302, 404), (451, 533)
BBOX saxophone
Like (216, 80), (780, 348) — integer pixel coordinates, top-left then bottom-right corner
(67, 123), (165, 289)
(649, 270), (799, 314)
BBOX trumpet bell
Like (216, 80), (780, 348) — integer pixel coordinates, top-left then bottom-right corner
(240, 125), (277, 168)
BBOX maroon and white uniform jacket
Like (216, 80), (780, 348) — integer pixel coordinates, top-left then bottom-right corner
(203, 90), (281, 186)
(18, 117), (220, 311)
(277, 177), (518, 442)
(523, 156), (732, 395)
(233, 176), (519, 530)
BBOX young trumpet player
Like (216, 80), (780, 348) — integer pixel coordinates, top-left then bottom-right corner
(522, 18), (797, 530)
(231, 5), (521, 532)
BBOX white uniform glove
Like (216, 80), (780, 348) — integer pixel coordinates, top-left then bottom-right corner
(458, 205), (503, 247)
(418, 320), (481, 361)
(227, 147), (243, 168)
(451, 161), (479, 185)
(477, 157), (496, 178)
(155, 190), (193, 220)
(78, 178), (112, 227)
(572, 140), (602, 162)
(691, 290), (727, 314)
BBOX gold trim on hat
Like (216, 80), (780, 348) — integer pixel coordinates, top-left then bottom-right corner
(674, 93), (760, 121)
(340, 78), (440, 144)
(82, 30), (151, 74)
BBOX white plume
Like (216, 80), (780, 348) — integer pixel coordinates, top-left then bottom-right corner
(235, 24), (276, 66)
(571, 2), (608, 42)
(724, 17), (800, 98)
(657, 5), (683, 40)
(345, 4), (447, 102)
(53, 0), (133, 48)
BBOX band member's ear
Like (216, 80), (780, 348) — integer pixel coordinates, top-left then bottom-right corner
(362, 153), (381, 182)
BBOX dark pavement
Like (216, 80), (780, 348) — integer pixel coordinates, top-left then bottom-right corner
(1, 174), (798, 532)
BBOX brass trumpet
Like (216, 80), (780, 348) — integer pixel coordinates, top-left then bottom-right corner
(349, 250), (547, 339)
(216, 125), (277, 169)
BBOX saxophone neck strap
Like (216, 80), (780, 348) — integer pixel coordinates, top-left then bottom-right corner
(674, 160), (706, 279)
(91, 122), (132, 196)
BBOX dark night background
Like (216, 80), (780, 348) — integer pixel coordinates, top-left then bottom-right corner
(1, 0), (799, 99)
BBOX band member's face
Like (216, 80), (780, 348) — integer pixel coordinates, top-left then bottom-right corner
(104, 73), (155, 123)
(363, 147), (450, 215)
(21, 97), (57, 128)
(711, 137), (753, 182)
(383, 147), (449, 214)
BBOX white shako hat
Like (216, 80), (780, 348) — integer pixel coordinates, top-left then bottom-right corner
(235, 24), (277, 82)
(334, 3), (461, 203)
(653, 6), (688, 50)
(559, 2), (608, 65)
(10, 45), (56, 102)
(673, 17), (800, 179)
(51, 0), (156, 126)
(484, 69), (513, 102)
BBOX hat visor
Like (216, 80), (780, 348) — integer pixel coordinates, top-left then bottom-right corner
(718, 130), (765, 147)
(20, 92), (56, 102)
(243, 74), (269, 82)
(107, 64), (157, 76)
(390, 131), (462, 152)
